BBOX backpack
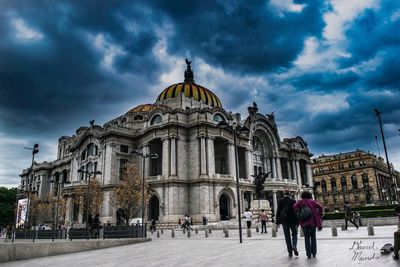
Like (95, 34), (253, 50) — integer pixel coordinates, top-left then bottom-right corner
(297, 204), (312, 222)
(279, 201), (291, 222)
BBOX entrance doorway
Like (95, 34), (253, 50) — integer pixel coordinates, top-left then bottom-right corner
(149, 196), (160, 221)
(219, 194), (230, 220)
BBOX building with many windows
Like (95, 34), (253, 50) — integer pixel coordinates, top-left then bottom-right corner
(20, 60), (312, 225)
(311, 149), (400, 211)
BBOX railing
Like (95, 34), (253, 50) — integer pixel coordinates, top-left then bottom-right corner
(12, 223), (147, 242)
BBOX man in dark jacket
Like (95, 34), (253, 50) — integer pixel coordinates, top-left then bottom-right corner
(344, 201), (358, 230)
(276, 190), (299, 257)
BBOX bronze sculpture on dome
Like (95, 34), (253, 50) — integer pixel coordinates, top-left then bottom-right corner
(184, 58), (194, 83)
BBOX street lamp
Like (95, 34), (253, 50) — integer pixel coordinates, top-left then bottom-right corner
(374, 109), (397, 202)
(218, 120), (250, 243)
(77, 167), (102, 240)
(131, 150), (158, 236)
(50, 175), (71, 240)
(23, 144), (39, 236)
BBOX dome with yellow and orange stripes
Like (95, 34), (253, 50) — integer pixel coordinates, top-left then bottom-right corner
(156, 82), (222, 108)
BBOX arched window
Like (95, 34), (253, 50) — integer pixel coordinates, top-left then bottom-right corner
(150, 115), (162, 125)
(81, 149), (86, 160)
(362, 173), (369, 190)
(341, 176), (348, 193)
(321, 179), (327, 194)
(87, 143), (98, 157)
(351, 175), (358, 190)
(213, 113), (225, 123)
(331, 178), (337, 194)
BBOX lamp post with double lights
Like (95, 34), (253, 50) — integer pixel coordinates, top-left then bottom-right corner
(77, 167), (102, 240)
(50, 176), (70, 240)
(218, 120), (250, 244)
(131, 150), (158, 237)
(23, 144), (39, 236)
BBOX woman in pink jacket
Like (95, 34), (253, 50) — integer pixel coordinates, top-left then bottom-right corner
(293, 191), (323, 259)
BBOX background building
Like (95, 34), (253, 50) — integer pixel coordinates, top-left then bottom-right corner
(20, 60), (312, 226)
(311, 149), (400, 211)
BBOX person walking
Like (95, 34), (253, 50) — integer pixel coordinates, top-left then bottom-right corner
(294, 191), (323, 259)
(259, 209), (268, 234)
(243, 209), (253, 229)
(276, 190), (299, 257)
(344, 201), (358, 230)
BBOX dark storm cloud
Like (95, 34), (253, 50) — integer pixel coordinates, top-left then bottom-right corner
(150, 0), (326, 73)
(289, 71), (359, 91)
(0, 0), (162, 135)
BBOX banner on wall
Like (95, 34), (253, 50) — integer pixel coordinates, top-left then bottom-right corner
(16, 198), (28, 228)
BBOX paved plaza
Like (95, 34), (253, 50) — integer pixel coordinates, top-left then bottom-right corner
(1, 225), (399, 267)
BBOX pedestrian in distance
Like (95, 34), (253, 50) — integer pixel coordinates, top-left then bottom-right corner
(243, 208), (253, 229)
(344, 201), (358, 230)
(293, 191), (323, 259)
(259, 209), (268, 234)
(276, 190), (299, 257)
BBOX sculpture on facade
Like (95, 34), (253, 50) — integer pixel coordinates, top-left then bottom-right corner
(248, 102), (259, 115)
(184, 58), (194, 83)
(253, 166), (271, 199)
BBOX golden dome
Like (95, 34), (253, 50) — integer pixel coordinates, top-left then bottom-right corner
(156, 59), (222, 108)
(157, 83), (222, 108)
(127, 103), (169, 114)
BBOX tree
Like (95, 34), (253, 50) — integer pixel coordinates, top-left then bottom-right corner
(112, 162), (151, 225)
(0, 187), (17, 226)
(73, 179), (103, 220)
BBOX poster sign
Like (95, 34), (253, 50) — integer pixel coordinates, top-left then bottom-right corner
(16, 198), (28, 228)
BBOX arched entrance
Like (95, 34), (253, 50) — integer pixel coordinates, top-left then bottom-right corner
(219, 194), (230, 220)
(149, 196), (160, 221)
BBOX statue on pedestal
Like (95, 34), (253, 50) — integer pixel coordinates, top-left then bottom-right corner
(253, 166), (271, 199)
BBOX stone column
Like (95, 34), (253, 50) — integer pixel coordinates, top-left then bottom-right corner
(228, 143), (236, 177)
(245, 149), (252, 180)
(287, 160), (292, 180)
(296, 160), (301, 185)
(276, 157), (282, 179)
(291, 160), (297, 181)
(272, 191), (278, 217)
(170, 138), (177, 176)
(272, 157), (277, 178)
(162, 139), (169, 178)
(65, 197), (73, 223)
(306, 163), (312, 186)
(200, 137), (207, 175)
(266, 157), (271, 174)
(207, 138), (215, 177)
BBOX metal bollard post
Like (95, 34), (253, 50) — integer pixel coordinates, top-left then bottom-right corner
(187, 230), (191, 238)
(397, 221), (400, 230)
(171, 229), (175, 238)
(161, 229), (164, 234)
(195, 228), (198, 234)
(205, 229), (209, 238)
(331, 226), (338, 237)
(300, 228), (304, 237)
(341, 224), (346, 231)
(157, 230), (160, 238)
(247, 228), (252, 237)
(209, 228), (212, 234)
(183, 228), (186, 235)
(367, 222), (374, 236)
(151, 230), (153, 235)
(394, 230), (400, 260)
(272, 227), (277, 237)
(225, 229), (229, 238)
(256, 226), (259, 233)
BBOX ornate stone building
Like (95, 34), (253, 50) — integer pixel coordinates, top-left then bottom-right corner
(311, 149), (400, 211)
(20, 60), (312, 225)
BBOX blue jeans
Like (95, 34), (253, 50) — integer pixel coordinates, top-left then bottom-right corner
(261, 221), (267, 233)
(303, 226), (317, 257)
(282, 224), (298, 254)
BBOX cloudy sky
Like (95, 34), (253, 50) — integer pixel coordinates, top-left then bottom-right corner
(1, 0), (400, 187)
